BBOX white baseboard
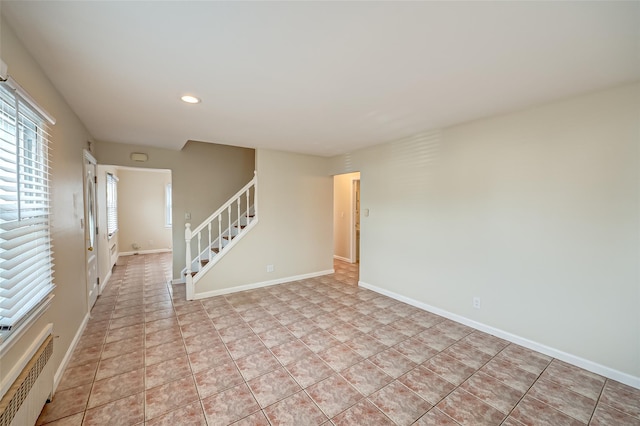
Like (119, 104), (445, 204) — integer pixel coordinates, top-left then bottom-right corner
(171, 278), (185, 285)
(53, 312), (90, 395)
(98, 269), (112, 295)
(333, 255), (352, 263)
(194, 269), (334, 300)
(359, 280), (640, 390)
(119, 248), (172, 256)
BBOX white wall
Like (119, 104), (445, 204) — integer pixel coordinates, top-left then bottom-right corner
(194, 149), (334, 295)
(117, 168), (172, 255)
(334, 172), (360, 262)
(330, 83), (640, 384)
(1, 19), (93, 391)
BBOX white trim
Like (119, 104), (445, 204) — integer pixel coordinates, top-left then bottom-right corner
(333, 255), (351, 263)
(0, 58), (7, 81)
(119, 248), (172, 256)
(53, 313), (90, 395)
(4, 76), (56, 125)
(193, 269), (334, 300)
(359, 280), (640, 390)
(112, 165), (171, 174)
(99, 269), (112, 295)
(350, 177), (360, 264)
(0, 294), (54, 356)
(172, 278), (185, 285)
(0, 323), (53, 399)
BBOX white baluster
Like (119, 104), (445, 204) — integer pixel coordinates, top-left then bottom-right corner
(246, 189), (250, 225)
(218, 214), (222, 253)
(185, 223), (193, 300)
(253, 171), (258, 219)
(237, 197), (241, 234)
(207, 222), (212, 262)
(197, 232), (202, 270)
(227, 205), (231, 240)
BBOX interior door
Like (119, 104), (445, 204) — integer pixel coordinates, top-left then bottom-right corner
(83, 150), (99, 310)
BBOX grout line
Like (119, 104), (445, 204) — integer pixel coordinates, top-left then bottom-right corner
(56, 256), (621, 426)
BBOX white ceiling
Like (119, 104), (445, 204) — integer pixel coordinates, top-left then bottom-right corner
(2, 1), (639, 157)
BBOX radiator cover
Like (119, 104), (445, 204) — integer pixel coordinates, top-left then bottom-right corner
(0, 335), (53, 426)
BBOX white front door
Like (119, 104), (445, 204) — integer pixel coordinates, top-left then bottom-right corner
(83, 150), (99, 310)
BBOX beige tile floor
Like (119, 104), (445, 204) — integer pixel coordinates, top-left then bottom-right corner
(37, 253), (639, 425)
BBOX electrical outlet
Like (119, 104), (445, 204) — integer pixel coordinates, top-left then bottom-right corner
(473, 297), (481, 309)
(266, 264), (274, 273)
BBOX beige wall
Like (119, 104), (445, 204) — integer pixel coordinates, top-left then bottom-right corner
(1, 19), (93, 390)
(94, 141), (255, 279)
(117, 168), (172, 254)
(194, 149), (334, 294)
(333, 172), (360, 261)
(330, 83), (640, 381)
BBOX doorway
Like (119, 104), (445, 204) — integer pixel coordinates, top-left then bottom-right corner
(333, 172), (361, 285)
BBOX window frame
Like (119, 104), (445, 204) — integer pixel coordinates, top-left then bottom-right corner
(0, 78), (56, 348)
(106, 172), (118, 239)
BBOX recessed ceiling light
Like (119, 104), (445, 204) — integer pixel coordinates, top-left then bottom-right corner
(181, 95), (201, 104)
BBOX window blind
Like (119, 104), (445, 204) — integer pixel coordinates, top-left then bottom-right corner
(106, 173), (117, 237)
(0, 83), (54, 335)
(165, 183), (172, 227)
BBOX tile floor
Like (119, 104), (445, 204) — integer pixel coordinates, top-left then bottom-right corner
(37, 253), (639, 425)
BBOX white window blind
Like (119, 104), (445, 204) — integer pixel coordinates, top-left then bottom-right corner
(0, 83), (54, 336)
(165, 183), (172, 227)
(106, 173), (118, 237)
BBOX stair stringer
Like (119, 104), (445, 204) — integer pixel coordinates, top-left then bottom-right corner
(191, 217), (259, 286)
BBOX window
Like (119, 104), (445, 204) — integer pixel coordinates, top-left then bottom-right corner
(106, 173), (118, 237)
(165, 183), (172, 227)
(0, 81), (55, 341)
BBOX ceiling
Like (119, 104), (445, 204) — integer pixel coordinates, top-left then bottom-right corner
(2, 1), (639, 157)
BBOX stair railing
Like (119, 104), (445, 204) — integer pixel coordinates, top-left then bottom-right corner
(184, 171), (257, 300)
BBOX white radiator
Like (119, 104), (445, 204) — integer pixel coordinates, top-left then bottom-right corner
(0, 334), (54, 426)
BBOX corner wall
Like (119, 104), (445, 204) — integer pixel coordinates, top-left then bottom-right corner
(193, 149), (334, 295)
(330, 83), (640, 383)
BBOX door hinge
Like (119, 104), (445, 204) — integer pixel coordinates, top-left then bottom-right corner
(94, 176), (97, 184)
(97, 277), (100, 285)
(96, 226), (99, 235)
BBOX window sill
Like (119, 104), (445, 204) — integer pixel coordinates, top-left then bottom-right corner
(0, 294), (55, 357)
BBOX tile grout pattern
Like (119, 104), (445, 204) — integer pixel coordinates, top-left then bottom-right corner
(37, 253), (640, 426)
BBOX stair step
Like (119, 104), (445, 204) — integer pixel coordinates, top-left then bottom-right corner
(234, 225), (247, 229)
(211, 247), (220, 254)
(201, 259), (209, 266)
(222, 235), (236, 241)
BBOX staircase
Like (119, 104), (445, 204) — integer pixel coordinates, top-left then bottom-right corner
(183, 171), (258, 300)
